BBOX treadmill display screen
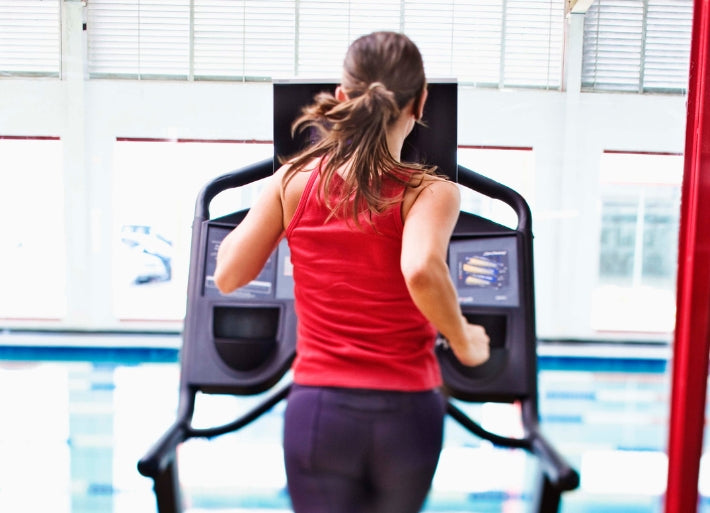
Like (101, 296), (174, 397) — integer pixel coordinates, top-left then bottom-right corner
(203, 224), (294, 300)
(448, 236), (520, 307)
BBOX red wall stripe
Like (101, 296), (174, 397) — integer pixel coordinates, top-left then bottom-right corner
(0, 135), (60, 140)
(115, 137), (273, 144)
(458, 144), (533, 151)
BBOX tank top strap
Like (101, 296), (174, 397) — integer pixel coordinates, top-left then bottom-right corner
(285, 163), (321, 238)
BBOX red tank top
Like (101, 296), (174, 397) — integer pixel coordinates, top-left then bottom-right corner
(285, 164), (441, 391)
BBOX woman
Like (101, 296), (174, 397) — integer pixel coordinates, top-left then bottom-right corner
(214, 31), (490, 513)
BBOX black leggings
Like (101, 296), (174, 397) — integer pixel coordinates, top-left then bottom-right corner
(283, 384), (446, 513)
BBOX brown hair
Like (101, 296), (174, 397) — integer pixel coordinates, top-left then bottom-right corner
(282, 31), (438, 224)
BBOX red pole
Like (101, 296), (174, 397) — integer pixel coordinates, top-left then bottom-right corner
(665, 1), (710, 512)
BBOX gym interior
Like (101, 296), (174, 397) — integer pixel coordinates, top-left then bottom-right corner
(1, 1), (709, 512)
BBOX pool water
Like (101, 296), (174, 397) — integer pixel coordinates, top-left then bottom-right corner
(0, 336), (706, 513)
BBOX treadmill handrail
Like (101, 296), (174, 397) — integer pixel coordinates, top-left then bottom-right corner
(138, 385), (291, 478)
(195, 158), (274, 220)
(527, 426), (581, 491)
(447, 400), (580, 491)
(194, 160), (531, 232)
(137, 418), (190, 478)
(457, 165), (531, 234)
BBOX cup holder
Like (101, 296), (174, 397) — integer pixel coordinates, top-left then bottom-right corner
(212, 306), (281, 372)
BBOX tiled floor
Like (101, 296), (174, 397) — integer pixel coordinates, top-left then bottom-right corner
(0, 335), (706, 513)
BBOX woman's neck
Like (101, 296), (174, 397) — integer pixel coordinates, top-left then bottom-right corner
(386, 106), (417, 161)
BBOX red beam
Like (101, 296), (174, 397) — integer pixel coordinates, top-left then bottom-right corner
(665, 0), (710, 512)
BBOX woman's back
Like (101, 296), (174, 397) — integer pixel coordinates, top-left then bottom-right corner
(284, 162), (440, 391)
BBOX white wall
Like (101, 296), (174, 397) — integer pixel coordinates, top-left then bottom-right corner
(0, 4), (687, 338)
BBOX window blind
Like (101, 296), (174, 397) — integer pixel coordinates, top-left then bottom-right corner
(451, 0), (503, 86)
(0, 0), (61, 77)
(297, 0), (353, 79)
(403, 0), (456, 79)
(193, 0), (295, 80)
(87, 0), (564, 88)
(296, 0), (403, 78)
(582, 0), (645, 92)
(644, 0), (692, 91)
(504, 0), (564, 89)
(404, 0), (563, 88)
(582, 0), (692, 93)
(88, 0), (190, 78)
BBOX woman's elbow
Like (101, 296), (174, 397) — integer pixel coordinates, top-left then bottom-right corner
(213, 267), (241, 294)
(401, 260), (435, 292)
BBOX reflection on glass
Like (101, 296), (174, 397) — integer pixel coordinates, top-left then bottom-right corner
(599, 200), (637, 286)
(599, 193), (680, 289)
(119, 225), (173, 285)
(593, 152), (682, 333)
(0, 137), (66, 319)
(111, 140), (274, 321)
(642, 200), (680, 284)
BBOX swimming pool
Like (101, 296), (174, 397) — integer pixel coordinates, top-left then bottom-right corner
(0, 333), (705, 513)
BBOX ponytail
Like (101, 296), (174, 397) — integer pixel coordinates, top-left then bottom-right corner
(281, 32), (437, 225)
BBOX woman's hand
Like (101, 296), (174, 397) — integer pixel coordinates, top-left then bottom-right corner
(401, 177), (490, 367)
(447, 317), (490, 367)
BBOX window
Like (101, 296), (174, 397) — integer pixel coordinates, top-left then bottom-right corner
(0, 0), (61, 77)
(111, 139), (273, 321)
(87, 0), (564, 89)
(193, 0), (296, 80)
(457, 146), (536, 229)
(87, 0), (191, 79)
(592, 151), (682, 333)
(582, 0), (693, 93)
(0, 137), (66, 319)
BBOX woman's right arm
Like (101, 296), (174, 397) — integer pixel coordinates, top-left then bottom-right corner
(401, 179), (490, 367)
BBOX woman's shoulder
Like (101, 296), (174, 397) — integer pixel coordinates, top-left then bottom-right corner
(404, 171), (458, 197)
(278, 158), (321, 225)
(277, 157), (321, 189)
(401, 172), (460, 220)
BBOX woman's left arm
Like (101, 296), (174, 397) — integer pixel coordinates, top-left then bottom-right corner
(213, 171), (285, 294)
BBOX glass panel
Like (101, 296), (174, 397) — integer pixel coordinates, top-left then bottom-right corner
(457, 147), (535, 229)
(0, 137), (66, 319)
(599, 198), (638, 286)
(111, 140), (273, 321)
(592, 152), (682, 333)
(642, 198), (680, 285)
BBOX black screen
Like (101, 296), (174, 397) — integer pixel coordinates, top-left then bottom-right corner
(273, 80), (458, 181)
(448, 236), (520, 307)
